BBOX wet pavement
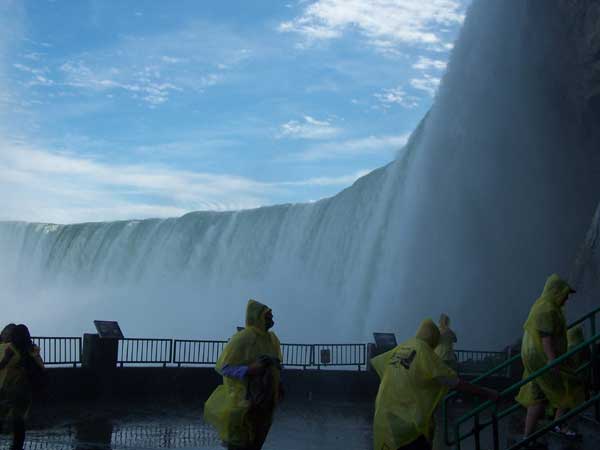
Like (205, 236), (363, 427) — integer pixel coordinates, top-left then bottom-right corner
(6, 399), (373, 450)
(3, 399), (598, 450)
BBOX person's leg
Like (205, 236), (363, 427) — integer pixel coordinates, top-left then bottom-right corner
(12, 418), (25, 450)
(524, 403), (546, 437)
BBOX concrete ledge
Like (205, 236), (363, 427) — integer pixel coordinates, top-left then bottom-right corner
(43, 366), (513, 405)
(43, 367), (380, 402)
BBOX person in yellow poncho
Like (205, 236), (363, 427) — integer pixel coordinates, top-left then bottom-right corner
(435, 314), (458, 372)
(0, 324), (45, 450)
(516, 274), (585, 445)
(204, 300), (283, 450)
(372, 319), (498, 450)
(567, 326), (590, 377)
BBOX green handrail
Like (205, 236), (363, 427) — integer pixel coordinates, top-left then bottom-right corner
(444, 305), (600, 450)
(448, 333), (600, 450)
(568, 305), (600, 329)
(457, 334), (599, 425)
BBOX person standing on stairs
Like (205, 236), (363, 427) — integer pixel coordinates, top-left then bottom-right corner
(516, 274), (585, 449)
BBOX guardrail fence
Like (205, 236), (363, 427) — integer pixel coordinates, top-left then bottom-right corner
(313, 344), (366, 370)
(28, 336), (509, 373)
(117, 338), (173, 367)
(455, 349), (510, 377)
(173, 340), (227, 367)
(281, 344), (313, 369)
(32, 337), (82, 367)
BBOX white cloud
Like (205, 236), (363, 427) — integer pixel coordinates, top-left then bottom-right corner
(296, 133), (410, 161)
(160, 55), (185, 64)
(281, 170), (372, 186)
(59, 60), (192, 106)
(13, 22), (251, 107)
(279, 0), (464, 53)
(374, 86), (418, 108)
(0, 139), (372, 223)
(412, 56), (447, 70)
(279, 115), (341, 140)
(410, 74), (440, 96)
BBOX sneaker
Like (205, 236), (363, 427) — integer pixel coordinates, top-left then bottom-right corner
(551, 425), (582, 441)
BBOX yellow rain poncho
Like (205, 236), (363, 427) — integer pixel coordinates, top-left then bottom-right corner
(372, 319), (458, 450)
(516, 274), (584, 409)
(0, 343), (44, 420)
(204, 300), (282, 448)
(435, 314), (458, 368)
(567, 326), (587, 370)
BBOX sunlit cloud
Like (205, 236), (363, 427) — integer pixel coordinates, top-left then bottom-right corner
(374, 86), (419, 109)
(279, 0), (465, 53)
(295, 133), (410, 161)
(0, 139), (371, 223)
(412, 56), (447, 70)
(280, 170), (372, 186)
(279, 115), (342, 140)
(11, 21), (251, 107)
(410, 74), (441, 96)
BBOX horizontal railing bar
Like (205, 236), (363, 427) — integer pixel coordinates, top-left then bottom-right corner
(568, 305), (600, 328)
(507, 392), (600, 450)
(456, 332), (600, 426)
(118, 338), (172, 342)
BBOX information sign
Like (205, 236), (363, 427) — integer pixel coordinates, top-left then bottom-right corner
(94, 320), (124, 339)
(373, 332), (397, 351)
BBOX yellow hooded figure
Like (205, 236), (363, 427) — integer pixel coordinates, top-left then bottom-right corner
(372, 319), (458, 450)
(204, 299), (282, 449)
(567, 326), (587, 369)
(435, 313), (458, 370)
(515, 275), (584, 409)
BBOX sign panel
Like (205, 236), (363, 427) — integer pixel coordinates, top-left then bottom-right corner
(373, 332), (397, 351)
(320, 349), (331, 364)
(94, 320), (124, 339)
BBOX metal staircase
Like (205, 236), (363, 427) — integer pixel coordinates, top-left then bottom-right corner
(442, 306), (600, 450)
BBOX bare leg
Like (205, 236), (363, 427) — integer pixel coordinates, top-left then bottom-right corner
(524, 403), (547, 437)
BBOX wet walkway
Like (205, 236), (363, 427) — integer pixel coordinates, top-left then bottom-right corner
(4, 399), (599, 450)
(10, 399), (373, 450)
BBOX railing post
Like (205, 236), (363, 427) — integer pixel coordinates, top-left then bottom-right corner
(491, 406), (500, 450)
(454, 423), (461, 450)
(591, 315), (598, 415)
(473, 412), (481, 450)
(442, 396), (451, 446)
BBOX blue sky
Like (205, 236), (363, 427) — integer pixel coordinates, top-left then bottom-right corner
(0, 0), (469, 224)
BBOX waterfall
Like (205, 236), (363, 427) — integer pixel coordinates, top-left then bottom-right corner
(2, 0), (599, 347)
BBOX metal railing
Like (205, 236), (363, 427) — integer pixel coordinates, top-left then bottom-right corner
(32, 337), (82, 367)
(313, 344), (366, 370)
(443, 305), (600, 450)
(455, 349), (510, 377)
(281, 343), (313, 368)
(173, 340), (227, 367)
(117, 338), (173, 367)
(27, 336), (368, 370)
(171, 340), (366, 369)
